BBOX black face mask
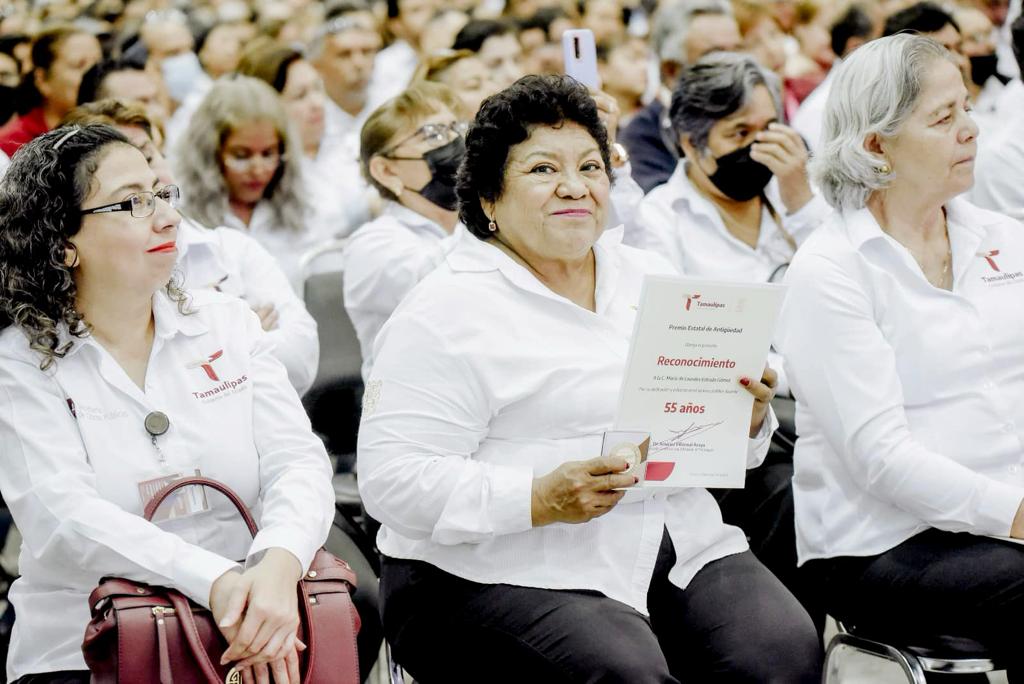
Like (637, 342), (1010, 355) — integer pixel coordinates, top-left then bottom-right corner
(705, 144), (773, 202)
(969, 53), (1000, 86)
(409, 137), (465, 211)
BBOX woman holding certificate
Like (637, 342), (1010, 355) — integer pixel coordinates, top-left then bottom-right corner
(358, 74), (821, 682)
(776, 33), (1024, 675)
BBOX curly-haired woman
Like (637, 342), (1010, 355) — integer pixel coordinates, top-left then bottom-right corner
(174, 76), (335, 291)
(358, 74), (821, 682)
(0, 125), (335, 684)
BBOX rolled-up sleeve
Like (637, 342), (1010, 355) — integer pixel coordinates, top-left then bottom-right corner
(776, 254), (1024, 536)
(0, 359), (239, 607)
(357, 312), (534, 545)
(243, 310), (334, 572)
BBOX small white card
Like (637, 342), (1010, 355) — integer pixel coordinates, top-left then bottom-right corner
(138, 469), (209, 521)
(615, 276), (786, 489)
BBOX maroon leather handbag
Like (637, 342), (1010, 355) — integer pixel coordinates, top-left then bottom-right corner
(81, 477), (361, 684)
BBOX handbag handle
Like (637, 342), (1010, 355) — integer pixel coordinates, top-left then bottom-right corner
(167, 591), (226, 684)
(144, 476), (260, 537)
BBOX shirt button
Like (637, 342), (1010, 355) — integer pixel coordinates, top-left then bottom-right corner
(1011, 465), (1021, 474)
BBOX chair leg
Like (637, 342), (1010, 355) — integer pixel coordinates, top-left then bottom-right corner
(823, 632), (928, 684)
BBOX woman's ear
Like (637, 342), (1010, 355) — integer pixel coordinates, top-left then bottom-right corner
(480, 198), (495, 223)
(64, 242), (79, 269)
(863, 132), (886, 158)
(368, 156), (404, 198)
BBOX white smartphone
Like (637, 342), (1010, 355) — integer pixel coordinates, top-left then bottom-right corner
(562, 29), (601, 90)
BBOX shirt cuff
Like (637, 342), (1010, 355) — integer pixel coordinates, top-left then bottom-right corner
(173, 548), (242, 608)
(976, 479), (1024, 537)
(249, 526), (320, 575)
(746, 405), (777, 469)
(431, 463), (535, 545)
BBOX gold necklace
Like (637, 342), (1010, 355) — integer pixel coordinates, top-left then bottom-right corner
(907, 237), (952, 289)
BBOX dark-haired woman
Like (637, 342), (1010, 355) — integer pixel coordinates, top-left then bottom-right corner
(357, 74), (821, 682)
(0, 26), (100, 156)
(0, 125), (334, 684)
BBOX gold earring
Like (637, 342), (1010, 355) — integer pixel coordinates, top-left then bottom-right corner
(879, 162), (891, 174)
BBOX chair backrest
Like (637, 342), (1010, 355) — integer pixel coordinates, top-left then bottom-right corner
(300, 240), (362, 386)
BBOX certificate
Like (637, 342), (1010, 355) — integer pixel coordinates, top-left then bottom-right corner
(614, 276), (786, 489)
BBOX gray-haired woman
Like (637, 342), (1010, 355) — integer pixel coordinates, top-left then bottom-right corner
(776, 34), (1024, 677)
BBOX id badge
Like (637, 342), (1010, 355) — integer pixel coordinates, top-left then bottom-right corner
(138, 469), (210, 521)
(601, 431), (651, 488)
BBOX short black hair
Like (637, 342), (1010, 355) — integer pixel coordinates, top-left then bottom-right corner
(518, 6), (568, 36)
(830, 5), (873, 58)
(1012, 14), (1024, 75)
(77, 56), (146, 106)
(457, 74), (613, 240)
(452, 19), (517, 53)
(883, 2), (959, 38)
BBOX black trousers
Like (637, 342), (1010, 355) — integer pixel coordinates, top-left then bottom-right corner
(380, 529), (822, 683)
(804, 528), (1024, 683)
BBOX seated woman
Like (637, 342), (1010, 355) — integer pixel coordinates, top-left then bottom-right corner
(412, 49), (498, 119)
(776, 34), (1024, 677)
(358, 74), (821, 683)
(344, 81), (467, 382)
(238, 39), (373, 237)
(0, 125), (335, 684)
(0, 26), (101, 156)
(175, 76), (335, 291)
(63, 99), (319, 396)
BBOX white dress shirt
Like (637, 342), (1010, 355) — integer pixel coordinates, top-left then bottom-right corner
(972, 80), (1024, 220)
(358, 227), (776, 616)
(775, 198), (1024, 565)
(222, 202), (339, 292)
(369, 39), (418, 104)
(791, 65), (835, 154)
(302, 140), (373, 239)
(176, 218), (319, 395)
(0, 289), (334, 681)
(342, 201), (462, 382)
(632, 162), (832, 396)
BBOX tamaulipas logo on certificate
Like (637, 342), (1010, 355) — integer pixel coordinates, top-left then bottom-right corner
(684, 293), (726, 311)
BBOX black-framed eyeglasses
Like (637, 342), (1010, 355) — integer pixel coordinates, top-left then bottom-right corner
(80, 185), (181, 219)
(382, 121), (469, 159)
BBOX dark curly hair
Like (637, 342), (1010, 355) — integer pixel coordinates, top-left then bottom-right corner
(0, 124), (182, 370)
(456, 74), (613, 240)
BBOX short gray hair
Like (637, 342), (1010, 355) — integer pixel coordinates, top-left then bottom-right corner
(651, 0), (733, 65)
(811, 34), (957, 211)
(669, 52), (781, 152)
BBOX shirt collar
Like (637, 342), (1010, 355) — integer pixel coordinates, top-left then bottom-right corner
(844, 196), (1001, 251)
(382, 200), (451, 237)
(175, 216), (218, 259)
(59, 290), (207, 360)
(445, 226), (624, 313)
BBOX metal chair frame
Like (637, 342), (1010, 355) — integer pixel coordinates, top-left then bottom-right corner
(823, 621), (1000, 683)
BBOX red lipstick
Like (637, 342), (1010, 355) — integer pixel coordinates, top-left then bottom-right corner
(147, 241), (176, 253)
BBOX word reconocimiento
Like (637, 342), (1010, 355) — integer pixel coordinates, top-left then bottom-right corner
(656, 356), (736, 368)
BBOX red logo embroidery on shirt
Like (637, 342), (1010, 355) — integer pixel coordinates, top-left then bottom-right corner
(979, 250), (1001, 272)
(187, 350), (224, 381)
(685, 294), (701, 311)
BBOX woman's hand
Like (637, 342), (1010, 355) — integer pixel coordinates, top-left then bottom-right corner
(589, 88), (621, 150)
(252, 303), (279, 332)
(741, 365), (778, 437)
(750, 123), (813, 214)
(532, 455), (636, 527)
(210, 548), (305, 681)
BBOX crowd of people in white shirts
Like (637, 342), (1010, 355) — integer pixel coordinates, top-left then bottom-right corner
(0, 0), (1023, 680)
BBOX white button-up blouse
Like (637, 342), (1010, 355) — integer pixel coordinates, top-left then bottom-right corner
(0, 290), (334, 681)
(342, 201), (463, 382)
(775, 198), (1024, 565)
(176, 218), (319, 396)
(358, 227), (774, 616)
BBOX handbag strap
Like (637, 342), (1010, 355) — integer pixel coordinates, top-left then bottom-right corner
(167, 591), (225, 684)
(143, 476), (259, 537)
